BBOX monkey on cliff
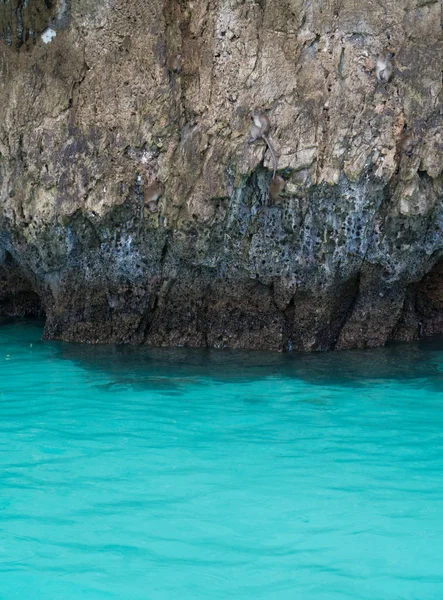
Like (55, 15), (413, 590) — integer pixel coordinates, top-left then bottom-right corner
(248, 110), (278, 179)
(399, 131), (414, 157)
(144, 181), (163, 214)
(166, 54), (182, 75)
(376, 51), (394, 84)
(268, 175), (285, 201)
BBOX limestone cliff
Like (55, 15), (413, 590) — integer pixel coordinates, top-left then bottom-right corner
(1, 0), (443, 351)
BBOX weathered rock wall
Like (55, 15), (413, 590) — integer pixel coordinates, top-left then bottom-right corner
(1, 0), (443, 351)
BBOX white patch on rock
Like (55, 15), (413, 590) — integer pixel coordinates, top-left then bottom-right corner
(41, 28), (57, 44)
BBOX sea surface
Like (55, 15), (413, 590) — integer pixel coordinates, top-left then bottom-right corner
(1, 319), (443, 599)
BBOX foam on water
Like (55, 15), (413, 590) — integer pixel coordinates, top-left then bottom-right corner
(1, 319), (443, 599)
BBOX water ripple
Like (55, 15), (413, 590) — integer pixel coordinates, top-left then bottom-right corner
(1, 321), (443, 599)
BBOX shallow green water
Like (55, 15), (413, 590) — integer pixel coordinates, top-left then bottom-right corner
(1, 319), (443, 599)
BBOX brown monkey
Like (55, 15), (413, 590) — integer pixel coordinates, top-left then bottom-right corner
(166, 54), (182, 74)
(144, 181), (163, 213)
(399, 132), (414, 157)
(268, 175), (285, 201)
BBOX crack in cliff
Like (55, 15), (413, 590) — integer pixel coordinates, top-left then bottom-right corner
(136, 232), (173, 343)
(141, 278), (174, 343)
(244, 0), (266, 86)
(390, 285), (419, 341)
(65, 59), (89, 118)
(331, 272), (361, 350)
(282, 295), (296, 352)
(198, 285), (210, 348)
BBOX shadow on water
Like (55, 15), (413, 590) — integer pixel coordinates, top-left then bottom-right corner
(3, 317), (443, 392)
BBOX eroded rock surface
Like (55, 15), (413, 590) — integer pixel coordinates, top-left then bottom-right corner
(1, 0), (443, 351)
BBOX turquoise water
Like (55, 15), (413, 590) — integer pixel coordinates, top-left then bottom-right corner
(1, 320), (443, 599)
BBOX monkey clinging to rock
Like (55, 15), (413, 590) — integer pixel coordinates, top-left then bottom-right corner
(268, 175), (285, 201)
(144, 181), (163, 213)
(399, 130), (414, 158)
(248, 110), (278, 178)
(166, 54), (182, 74)
(376, 51), (394, 84)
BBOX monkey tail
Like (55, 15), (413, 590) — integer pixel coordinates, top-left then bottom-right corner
(264, 135), (277, 179)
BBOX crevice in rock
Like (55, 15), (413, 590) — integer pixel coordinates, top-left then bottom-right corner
(390, 285), (420, 342)
(329, 272), (361, 350)
(415, 259), (443, 337)
(0, 250), (44, 318)
(283, 296), (296, 351)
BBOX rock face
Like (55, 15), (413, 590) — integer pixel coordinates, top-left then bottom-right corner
(1, 0), (443, 351)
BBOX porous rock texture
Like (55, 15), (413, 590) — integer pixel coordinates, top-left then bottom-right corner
(1, 0), (443, 351)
